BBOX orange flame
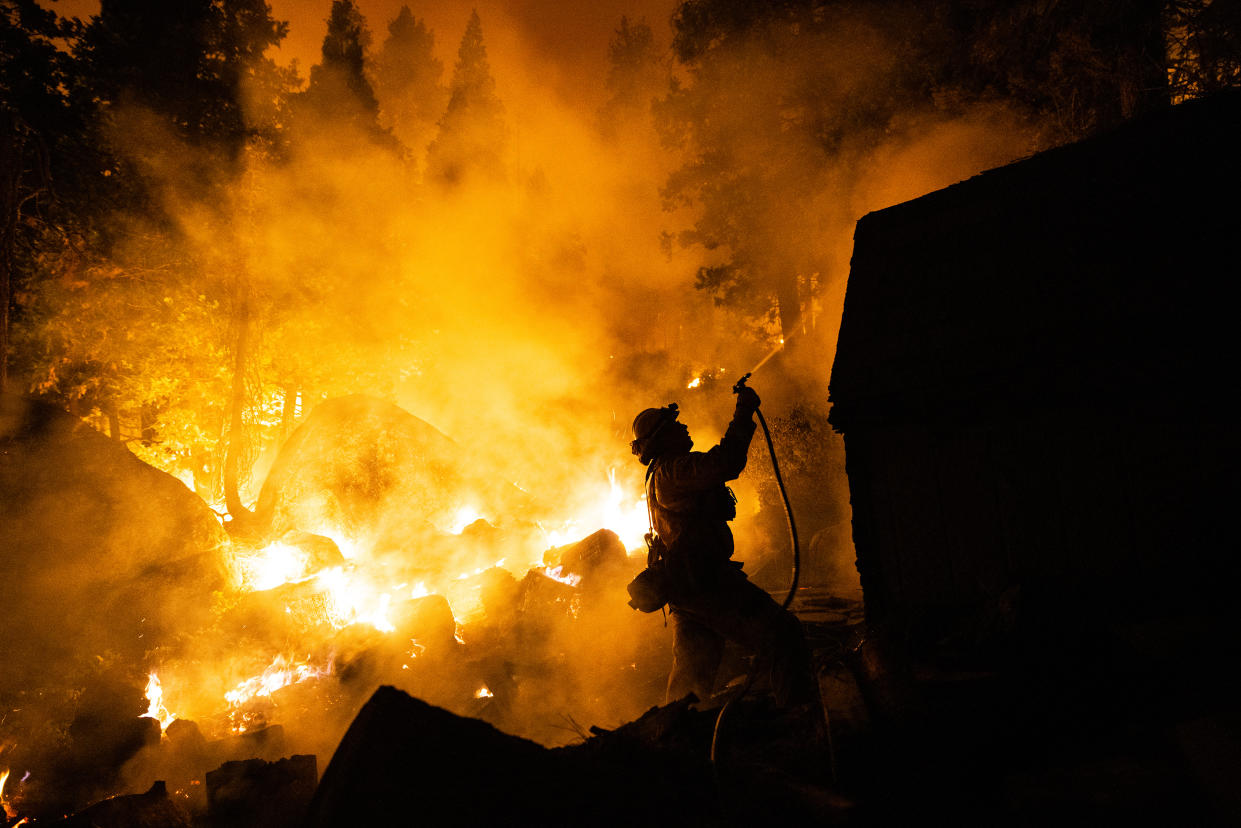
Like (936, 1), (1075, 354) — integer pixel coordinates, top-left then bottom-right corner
(448, 505), (486, 534)
(145, 470), (642, 736)
(224, 653), (334, 712)
(602, 467), (648, 551)
(237, 541), (311, 591)
(314, 567), (397, 632)
(144, 672), (176, 731)
(541, 565), (582, 587)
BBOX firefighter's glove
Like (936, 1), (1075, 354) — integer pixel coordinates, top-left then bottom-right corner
(736, 385), (761, 414)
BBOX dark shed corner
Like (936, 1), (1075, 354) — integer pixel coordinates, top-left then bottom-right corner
(829, 88), (1241, 734)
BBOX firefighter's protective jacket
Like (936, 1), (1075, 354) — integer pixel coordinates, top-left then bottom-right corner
(648, 408), (756, 596)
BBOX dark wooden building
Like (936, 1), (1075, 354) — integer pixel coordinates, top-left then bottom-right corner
(829, 90), (1241, 664)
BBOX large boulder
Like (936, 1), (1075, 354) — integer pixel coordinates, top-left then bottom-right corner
(0, 395), (229, 680)
(306, 686), (843, 827)
(1, 394), (230, 817)
(250, 395), (530, 551)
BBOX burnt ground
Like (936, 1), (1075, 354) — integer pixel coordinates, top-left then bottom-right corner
(4, 581), (1238, 826)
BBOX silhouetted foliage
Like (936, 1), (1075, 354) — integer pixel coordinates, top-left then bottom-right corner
(659, 1), (931, 340)
(1, 0), (82, 392)
(658, 0), (1236, 340)
(1167, 0), (1241, 99)
(954, 0), (1170, 138)
(79, 0), (290, 174)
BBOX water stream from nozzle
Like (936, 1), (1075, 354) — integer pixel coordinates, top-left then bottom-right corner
(744, 320), (803, 379)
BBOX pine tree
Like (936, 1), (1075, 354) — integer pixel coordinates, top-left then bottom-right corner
(597, 16), (668, 141)
(305, 1), (377, 123)
(425, 10), (506, 187)
(371, 5), (448, 160)
(299, 0), (397, 151)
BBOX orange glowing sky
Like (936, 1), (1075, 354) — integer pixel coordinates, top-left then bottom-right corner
(48, 0), (678, 107)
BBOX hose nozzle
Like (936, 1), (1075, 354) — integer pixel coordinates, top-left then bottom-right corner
(732, 373), (751, 394)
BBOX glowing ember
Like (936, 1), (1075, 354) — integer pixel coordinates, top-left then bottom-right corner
(0, 768), (9, 804)
(687, 376), (702, 389)
(239, 542), (310, 591)
(144, 672), (176, 731)
(541, 565), (582, 587)
(314, 567), (396, 632)
(475, 685), (494, 699)
(224, 654), (333, 709)
(448, 505), (485, 534)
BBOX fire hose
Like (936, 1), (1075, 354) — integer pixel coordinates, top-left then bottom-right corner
(709, 372), (803, 768)
(732, 371), (801, 612)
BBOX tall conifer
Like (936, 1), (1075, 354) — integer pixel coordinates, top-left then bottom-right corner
(425, 10), (506, 186)
(372, 5), (447, 160)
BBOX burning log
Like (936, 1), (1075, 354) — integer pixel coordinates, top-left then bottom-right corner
(231, 531), (348, 590)
(545, 528), (631, 592)
(43, 781), (191, 828)
(0, 674), (164, 818)
(208, 725), (289, 766)
(205, 755), (317, 828)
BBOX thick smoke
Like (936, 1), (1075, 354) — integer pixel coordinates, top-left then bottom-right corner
(4, 1), (1049, 817)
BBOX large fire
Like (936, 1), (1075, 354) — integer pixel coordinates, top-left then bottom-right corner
(138, 468), (651, 743)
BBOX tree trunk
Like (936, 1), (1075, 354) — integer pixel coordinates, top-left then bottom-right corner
(280, 382), (298, 438)
(775, 268), (801, 348)
(223, 283), (254, 524)
(0, 109), (24, 397)
(107, 404), (122, 441)
(1119, 0), (1172, 119)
